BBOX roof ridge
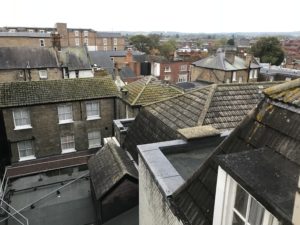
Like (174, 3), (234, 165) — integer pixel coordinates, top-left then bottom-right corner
(131, 77), (152, 105)
(264, 79), (300, 96)
(197, 84), (217, 125)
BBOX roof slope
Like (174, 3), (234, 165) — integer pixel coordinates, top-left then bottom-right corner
(124, 82), (278, 161)
(123, 76), (183, 106)
(171, 79), (300, 225)
(59, 47), (91, 70)
(0, 47), (59, 69)
(192, 52), (260, 71)
(88, 140), (138, 199)
(0, 76), (119, 108)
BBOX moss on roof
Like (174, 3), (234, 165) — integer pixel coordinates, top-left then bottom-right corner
(0, 76), (119, 108)
(123, 76), (183, 106)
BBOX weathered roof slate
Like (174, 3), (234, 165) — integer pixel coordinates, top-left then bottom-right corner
(0, 76), (119, 108)
(59, 47), (91, 70)
(171, 80), (300, 225)
(0, 47), (59, 69)
(192, 52), (260, 71)
(123, 76), (183, 106)
(88, 140), (138, 199)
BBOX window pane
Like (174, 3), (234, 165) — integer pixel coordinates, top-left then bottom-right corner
(18, 141), (33, 157)
(248, 197), (264, 225)
(234, 185), (248, 217)
(232, 212), (245, 225)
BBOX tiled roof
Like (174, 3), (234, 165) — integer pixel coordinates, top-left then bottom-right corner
(171, 80), (300, 225)
(0, 76), (119, 108)
(264, 78), (300, 107)
(192, 52), (260, 71)
(0, 47), (59, 69)
(123, 76), (183, 106)
(59, 47), (91, 70)
(88, 140), (138, 199)
(124, 82), (280, 161)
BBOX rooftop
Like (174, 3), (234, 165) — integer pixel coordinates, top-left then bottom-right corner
(59, 47), (91, 70)
(0, 76), (119, 108)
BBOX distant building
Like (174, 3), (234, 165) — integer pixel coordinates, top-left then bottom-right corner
(0, 23), (125, 51)
(191, 48), (260, 83)
(259, 64), (300, 81)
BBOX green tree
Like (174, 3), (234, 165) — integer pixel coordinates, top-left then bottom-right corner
(129, 35), (152, 53)
(251, 37), (284, 65)
(159, 39), (177, 60)
(227, 38), (235, 46)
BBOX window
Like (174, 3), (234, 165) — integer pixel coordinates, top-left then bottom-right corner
(164, 66), (171, 72)
(86, 101), (100, 120)
(17, 140), (35, 161)
(180, 64), (188, 71)
(39, 30), (45, 33)
(75, 38), (80, 46)
(114, 47), (117, 51)
(232, 72), (237, 81)
(104, 46), (107, 51)
(8, 29), (16, 32)
(40, 39), (45, 47)
(238, 77), (243, 83)
(88, 131), (101, 148)
(254, 70), (258, 78)
(28, 29), (34, 32)
(103, 38), (107, 45)
(84, 38), (88, 46)
(74, 30), (79, 36)
(213, 167), (280, 225)
(13, 108), (31, 130)
(83, 31), (88, 37)
(58, 104), (73, 124)
(60, 135), (75, 153)
(39, 70), (48, 80)
(226, 78), (231, 83)
(285, 77), (292, 81)
(164, 75), (171, 81)
(113, 38), (117, 45)
(178, 74), (187, 83)
(249, 70), (254, 79)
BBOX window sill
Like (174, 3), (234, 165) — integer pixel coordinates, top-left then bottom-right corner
(19, 155), (36, 162)
(59, 120), (74, 125)
(62, 149), (76, 154)
(88, 145), (102, 149)
(87, 116), (101, 121)
(14, 125), (32, 130)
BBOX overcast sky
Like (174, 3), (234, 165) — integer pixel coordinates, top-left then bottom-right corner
(1, 0), (299, 33)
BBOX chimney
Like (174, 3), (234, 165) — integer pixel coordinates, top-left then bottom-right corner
(225, 48), (236, 65)
(245, 54), (252, 67)
(126, 49), (133, 63)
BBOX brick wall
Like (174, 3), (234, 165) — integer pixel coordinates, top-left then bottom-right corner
(0, 37), (52, 48)
(0, 68), (63, 82)
(3, 98), (115, 163)
(159, 61), (191, 84)
(139, 157), (183, 225)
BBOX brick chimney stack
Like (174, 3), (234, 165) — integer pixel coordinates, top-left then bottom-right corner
(245, 54), (252, 67)
(225, 48), (236, 65)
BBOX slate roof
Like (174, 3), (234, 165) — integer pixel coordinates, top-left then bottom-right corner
(0, 32), (51, 38)
(0, 76), (119, 108)
(122, 76), (183, 106)
(124, 82), (279, 161)
(59, 47), (91, 70)
(192, 52), (260, 71)
(88, 140), (138, 199)
(96, 32), (122, 38)
(0, 47), (59, 69)
(170, 79), (300, 225)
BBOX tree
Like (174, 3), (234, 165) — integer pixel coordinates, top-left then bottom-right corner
(129, 35), (152, 53)
(227, 38), (235, 46)
(251, 37), (284, 65)
(159, 39), (177, 60)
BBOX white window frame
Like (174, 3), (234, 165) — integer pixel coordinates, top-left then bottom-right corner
(83, 31), (88, 37)
(40, 39), (45, 47)
(57, 104), (73, 124)
(74, 30), (79, 37)
(178, 74), (187, 83)
(88, 131), (101, 148)
(13, 108), (32, 130)
(232, 71), (237, 82)
(8, 29), (16, 33)
(254, 69), (258, 78)
(75, 38), (80, 46)
(164, 75), (171, 81)
(180, 64), (188, 71)
(39, 29), (45, 33)
(17, 140), (35, 161)
(238, 76), (243, 83)
(104, 46), (107, 51)
(103, 38), (107, 45)
(28, 29), (34, 32)
(213, 166), (280, 225)
(84, 38), (88, 46)
(249, 70), (254, 79)
(39, 70), (48, 80)
(60, 135), (76, 153)
(164, 66), (171, 72)
(113, 38), (117, 45)
(86, 101), (100, 120)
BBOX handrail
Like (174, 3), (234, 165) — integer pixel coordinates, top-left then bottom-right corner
(0, 199), (28, 225)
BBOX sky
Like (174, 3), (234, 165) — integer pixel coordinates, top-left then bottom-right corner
(1, 0), (300, 33)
